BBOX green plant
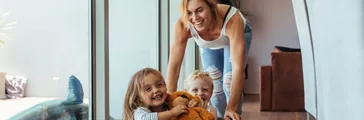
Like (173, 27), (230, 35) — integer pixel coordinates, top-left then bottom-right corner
(0, 11), (16, 47)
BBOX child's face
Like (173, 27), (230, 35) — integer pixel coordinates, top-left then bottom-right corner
(140, 73), (167, 107)
(187, 78), (213, 103)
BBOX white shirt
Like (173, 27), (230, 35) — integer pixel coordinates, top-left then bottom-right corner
(133, 107), (158, 120)
(190, 6), (247, 50)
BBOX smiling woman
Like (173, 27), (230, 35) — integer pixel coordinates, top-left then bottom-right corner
(166, 0), (253, 119)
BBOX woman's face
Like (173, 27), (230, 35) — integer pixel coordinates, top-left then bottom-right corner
(187, 0), (213, 32)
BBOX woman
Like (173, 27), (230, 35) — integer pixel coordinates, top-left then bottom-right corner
(166, 0), (252, 120)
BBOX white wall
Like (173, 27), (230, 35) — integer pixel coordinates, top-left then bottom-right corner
(0, 0), (89, 97)
(109, 0), (159, 119)
(240, 0), (301, 93)
(305, 0), (364, 119)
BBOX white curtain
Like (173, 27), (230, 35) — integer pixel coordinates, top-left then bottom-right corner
(293, 0), (364, 119)
(291, 0), (317, 118)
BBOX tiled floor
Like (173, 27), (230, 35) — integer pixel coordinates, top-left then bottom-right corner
(241, 94), (307, 120)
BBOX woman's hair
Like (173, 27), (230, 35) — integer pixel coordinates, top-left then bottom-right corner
(179, 0), (223, 30)
(184, 70), (214, 90)
(122, 68), (164, 120)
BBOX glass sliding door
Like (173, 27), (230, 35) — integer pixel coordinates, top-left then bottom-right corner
(0, 0), (91, 119)
(108, 0), (160, 119)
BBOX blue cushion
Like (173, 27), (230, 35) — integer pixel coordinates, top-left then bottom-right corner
(8, 75), (119, 120)
(62, 75), (84, 105)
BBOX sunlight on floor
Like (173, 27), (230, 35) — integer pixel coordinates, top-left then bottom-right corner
(241, 94), (307, 120)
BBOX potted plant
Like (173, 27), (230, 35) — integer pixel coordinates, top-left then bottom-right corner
(0, 11), (16, 99)
(0, 11), (16, 47)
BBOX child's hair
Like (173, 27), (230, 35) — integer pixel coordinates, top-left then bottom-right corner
(122, 67), (164, 120)
(184, 70), (214, 91)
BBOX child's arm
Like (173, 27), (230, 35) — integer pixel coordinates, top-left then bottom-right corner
(157, 111), (176, 120)
(158, 105), (188, 120)
(134, 105), (187, 120)
(210, 107), (218, 120)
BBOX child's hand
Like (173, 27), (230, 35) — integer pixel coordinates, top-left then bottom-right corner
(199, 100), (208, 108)
(188, 97), (209, 108)
(188, 99), (199, 108)
(170, 105), (188, 117)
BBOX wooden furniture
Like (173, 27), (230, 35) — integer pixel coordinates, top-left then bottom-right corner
(0, 72), (6, 99)
(260, 51), (305, 111)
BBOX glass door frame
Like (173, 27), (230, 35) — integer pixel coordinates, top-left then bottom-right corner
(91, 0), (109, 119)
(90, 0), (187, 119)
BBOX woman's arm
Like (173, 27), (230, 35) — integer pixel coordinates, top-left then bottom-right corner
(225, 12), (246, 113)
(166, 19), (190, 93)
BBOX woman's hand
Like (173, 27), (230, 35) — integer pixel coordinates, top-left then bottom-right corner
(224, 109), (241, 120)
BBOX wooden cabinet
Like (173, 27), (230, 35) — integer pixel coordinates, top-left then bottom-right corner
(0, 72), (5, 99)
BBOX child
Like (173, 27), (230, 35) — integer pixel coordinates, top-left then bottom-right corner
(184, 70), (218, 120)
(122, 68), (188, 120)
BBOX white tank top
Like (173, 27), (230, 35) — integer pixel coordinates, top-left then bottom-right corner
(189, 6), (247, 50)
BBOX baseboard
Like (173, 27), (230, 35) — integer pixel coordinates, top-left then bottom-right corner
(307, 112), (316, 120)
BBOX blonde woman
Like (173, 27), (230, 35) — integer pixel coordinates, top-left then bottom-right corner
(166, 0), (252, 120)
